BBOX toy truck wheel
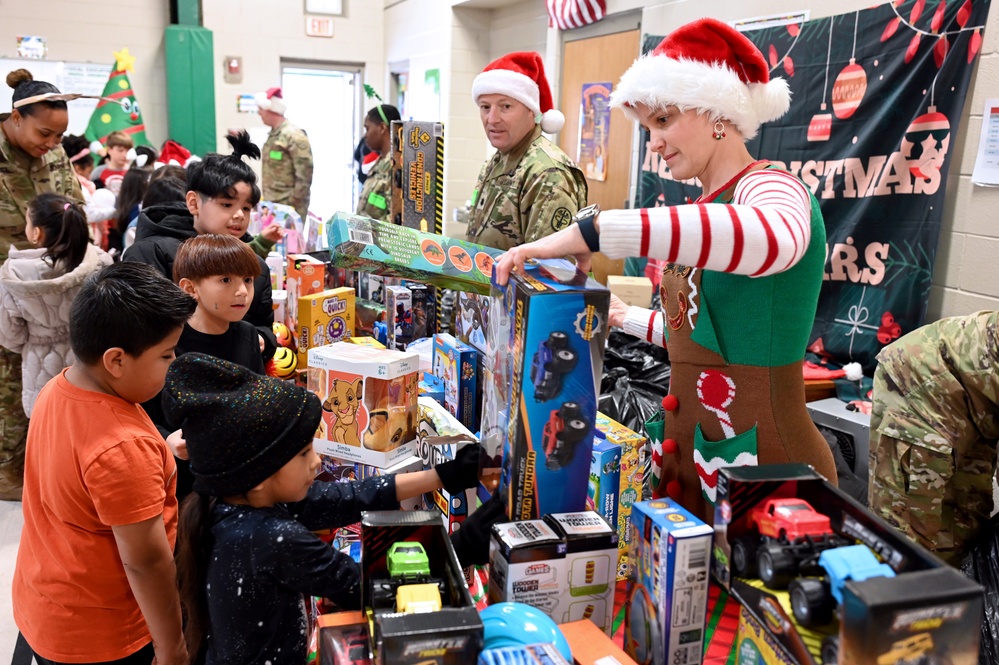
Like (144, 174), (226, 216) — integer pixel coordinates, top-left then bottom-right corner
(757, 543), (797, 589)
(552, 348), (578, 373)
(789, 577), (835, 627)
(731, 537), (759, 578)
(548, 331), (569, 349)
(820, 635), (839, 665)
(370, 580), (396, 610)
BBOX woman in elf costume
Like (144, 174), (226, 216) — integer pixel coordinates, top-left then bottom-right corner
(495, 18), (837, 523)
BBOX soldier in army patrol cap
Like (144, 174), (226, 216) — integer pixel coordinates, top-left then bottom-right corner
(1, 69), (84, 500)
(257, 87), (314, 223)
(467, 51), (587, 252)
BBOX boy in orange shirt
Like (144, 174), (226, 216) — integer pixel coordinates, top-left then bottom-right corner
(13, 262), (197, 665)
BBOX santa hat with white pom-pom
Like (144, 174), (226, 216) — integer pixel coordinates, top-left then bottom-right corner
(610, 18), (791, 141)
(472, 51), (565, 134)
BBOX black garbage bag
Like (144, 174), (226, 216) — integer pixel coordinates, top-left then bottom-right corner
(960, 515), (999, 665)
(599, 330), (670, 432)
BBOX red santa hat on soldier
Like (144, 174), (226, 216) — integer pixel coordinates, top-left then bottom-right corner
(255, 87), (287, 116)
(610, 18), (791, 140)
(472, 51), (565, 134)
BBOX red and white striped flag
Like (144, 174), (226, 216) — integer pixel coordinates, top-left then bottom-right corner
(546, 0), (606, 30)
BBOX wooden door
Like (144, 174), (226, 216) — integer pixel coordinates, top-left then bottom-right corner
(559, 29), (640, 284)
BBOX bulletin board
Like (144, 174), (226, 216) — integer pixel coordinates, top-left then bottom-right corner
(0, 58), (112, 136)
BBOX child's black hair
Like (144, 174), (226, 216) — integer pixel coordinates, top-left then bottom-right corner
(186, 131), (262, 206)
(62, 134), (94, 171)
(176, 492), (215, 661)
(70, 262), (197, 365)
(6, 69), (65, 117)
(27, 193), (90, 271)
(365, 103), (401, 127)
(114, 167), (150, 234)
(143, 176), (186, 208)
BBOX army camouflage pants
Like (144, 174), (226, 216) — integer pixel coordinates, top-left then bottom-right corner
(0, 347), (27, 500)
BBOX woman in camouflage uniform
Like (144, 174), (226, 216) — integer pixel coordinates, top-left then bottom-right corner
(0, 69), (83, 500)
(355, 104), (400, 223)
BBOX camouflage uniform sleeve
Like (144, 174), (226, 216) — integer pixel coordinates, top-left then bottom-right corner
(49, 146), (84, 203)
(290, 130), (314, 220)
(519, 165), (587, 244)
(868, 314), (999, 563)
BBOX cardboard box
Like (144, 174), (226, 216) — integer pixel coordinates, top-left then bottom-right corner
(318, 612), (371, 665)
(285, 254), (327, 340)
(297, 287), (355, 366)
(327, 212), (503, 294)
(482, 258), (610, 520)
(402, 281), (437, 341)
(361, 510), (483, 664)
(488, 519), (565, 612)
(593, 412), (646, 581)
(454, 292), (489, 354)
(606, 275), (653, 308)
(390, 120), (444, 233)
(714, 464), (984, 665)
(418, 372), (445, 405)
(626, 499), (712, 665)
(386, 285), (412, 350)
(415, 397), (478, 534)
(432, 333), (479, 432)
(544, 512), (618, 633)
(346, 335), (386, 350)
(559, 619), (638, 665)
(586, 437), (621, 544)
(308, 342), (420, 468)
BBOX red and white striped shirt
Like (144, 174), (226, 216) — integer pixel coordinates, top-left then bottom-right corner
(602, 168), (814, 347)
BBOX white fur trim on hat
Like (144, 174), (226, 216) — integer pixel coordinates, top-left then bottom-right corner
(255, 92), (286, 116)
(609, 55), (790, 140)
(473, 68), (542, 116)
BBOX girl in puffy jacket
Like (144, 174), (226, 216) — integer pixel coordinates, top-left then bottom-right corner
(0, 193), (112, 416)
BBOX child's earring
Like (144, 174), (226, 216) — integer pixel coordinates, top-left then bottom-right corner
(712, 121), (726, 141)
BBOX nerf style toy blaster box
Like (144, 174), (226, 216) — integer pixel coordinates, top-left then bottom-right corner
(716, 464), (983, 665)
(327, 212), (503, 294)
(482, 258), (609, 521)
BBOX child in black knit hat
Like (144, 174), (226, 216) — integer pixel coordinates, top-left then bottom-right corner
(165, 353), (479, 665)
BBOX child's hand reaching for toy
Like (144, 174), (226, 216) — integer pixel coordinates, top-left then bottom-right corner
(434, 443), (483, 494)
(166, 428), (188, 460)
(261, 224), (284, 243)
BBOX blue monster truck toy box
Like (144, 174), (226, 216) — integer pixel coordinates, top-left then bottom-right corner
(482, 258), (609, 521)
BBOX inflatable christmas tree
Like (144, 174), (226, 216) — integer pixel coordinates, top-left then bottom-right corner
(84, 47), (150, 147)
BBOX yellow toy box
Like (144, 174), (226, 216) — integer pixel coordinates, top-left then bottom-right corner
(308, 341), (420, 468)
(296, 287), (355, 366)
(594, 412), (646, 580)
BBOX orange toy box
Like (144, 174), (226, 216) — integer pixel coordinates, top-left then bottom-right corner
(308, 341), (420, 468)
(285, 254), (327, 346)
(297, 287), (355, 367)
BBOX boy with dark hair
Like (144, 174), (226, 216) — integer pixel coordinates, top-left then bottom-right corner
(13, 262), (196, 665)
(124, 131), (277, 358)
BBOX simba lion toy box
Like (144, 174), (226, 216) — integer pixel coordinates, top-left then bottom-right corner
(308, 342), (420, 468)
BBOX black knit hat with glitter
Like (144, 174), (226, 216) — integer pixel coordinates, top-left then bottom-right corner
(162, 353), (322, 497)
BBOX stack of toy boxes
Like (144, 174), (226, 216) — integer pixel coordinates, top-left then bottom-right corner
(296, 287), (355, 367)
(431, 333), (478, 431)
(488, 511), (618, 635)
(586, 435), (621, 563)
(482, 258), (610, 520)
(285, 254), (326, 348)
(307, 341), (420, 469)
(415, 397), (478, 533)
(326, 213), (502, 294)
(593, 413), (646, 580)
(361, 510), (483, 664)
(717, 464), (984, 665)
(389, 120), (444, 233)
(626, 499), (712, 665)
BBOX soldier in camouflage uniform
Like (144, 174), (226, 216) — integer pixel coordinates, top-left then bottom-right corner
(256, 87), (314, 222)
(869, 310), (999, 564)
(355, 104), (401, 222)
(467, 52), (587, 251)
(0, 69), (83, 500)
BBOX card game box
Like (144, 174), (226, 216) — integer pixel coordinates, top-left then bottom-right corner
(297, 287), (355, 366)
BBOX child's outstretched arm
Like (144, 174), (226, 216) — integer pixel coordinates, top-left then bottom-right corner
(113, 515), (188, 665)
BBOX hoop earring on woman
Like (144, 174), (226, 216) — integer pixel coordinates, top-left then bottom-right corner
(712, 121), (726, 140)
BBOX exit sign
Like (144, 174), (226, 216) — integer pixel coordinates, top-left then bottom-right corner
(305, 16), (334, 37)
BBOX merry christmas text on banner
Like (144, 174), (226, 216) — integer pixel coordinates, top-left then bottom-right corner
(634, 0), (989, 371)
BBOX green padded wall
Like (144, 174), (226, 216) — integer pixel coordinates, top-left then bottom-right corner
(165, 25), (216, 157)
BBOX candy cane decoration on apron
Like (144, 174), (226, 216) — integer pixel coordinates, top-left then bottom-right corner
(697, 370), (737, 438)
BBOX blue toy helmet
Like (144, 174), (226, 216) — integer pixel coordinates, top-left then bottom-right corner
(479, 602), (572, 661)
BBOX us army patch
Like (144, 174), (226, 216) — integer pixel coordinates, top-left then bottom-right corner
(551, 207), (573, 231)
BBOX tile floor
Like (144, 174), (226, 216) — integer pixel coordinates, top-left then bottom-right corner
(0, 500), (23, 664)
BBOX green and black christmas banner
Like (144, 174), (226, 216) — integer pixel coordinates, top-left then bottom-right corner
(636, 0), (989, 371)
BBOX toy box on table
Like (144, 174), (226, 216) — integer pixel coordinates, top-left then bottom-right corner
(390, 120), (444, 233)
(386, 285), (412, 351)
(432, 333), (478, 431)
(544, 511), (618, 633)
(419, 372), (445, 405)
(327, 213), (502, 295)
(318, 611), (372, 665)
(297, 287), (354, 366)
(482, 258), (610, 520)
(361, 510), (482, 664)
(454, 292), (489, 353)
(625, 499), (712, 665)
(716, 464), (983, 665)
(308, 342), (419, 468)
(415, 396), (478, 534)
(593, 412), (646, 581)
(586, 436), (621, 547)
(402, 281), (437, 341)
(285, 254), (326, 340)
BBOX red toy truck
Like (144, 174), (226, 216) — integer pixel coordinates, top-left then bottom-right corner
(747, 498), (834, 542)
